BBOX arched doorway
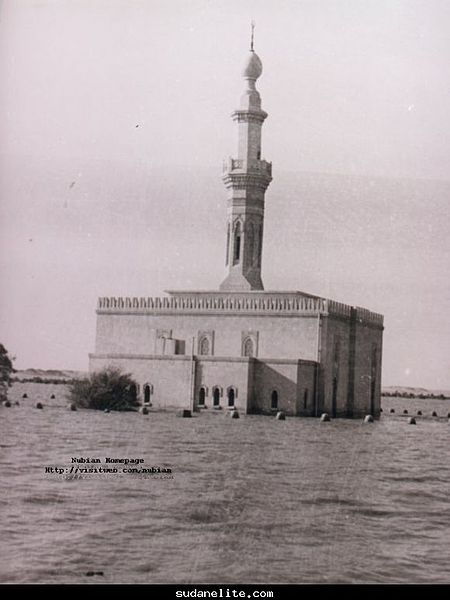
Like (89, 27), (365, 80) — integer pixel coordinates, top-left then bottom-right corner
(213, 387), (220, 407)
(198, 386), (206, 407)
(271, 390), (278, 410)
(144, 384), (151, 404)
(227, 387), (235, 407)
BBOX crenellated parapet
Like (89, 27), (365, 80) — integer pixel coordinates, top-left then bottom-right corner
(96, 293), (383, 327)
(354, 306), (384, 327)
(327, 300), (353, 319)
(97, 294), (326, 315)
(327, 300), (384, 327)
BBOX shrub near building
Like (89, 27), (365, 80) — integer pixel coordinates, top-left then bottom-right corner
(69, 367), (140, 411)
(0, 344), (15, 403)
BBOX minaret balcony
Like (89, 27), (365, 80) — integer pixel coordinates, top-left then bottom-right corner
(231, 109), (268, 124)
(249, 159), (272, 177)
(223, 157), (244, 173)
(222, 159), (272, 192)
(222, 157), (272, 177)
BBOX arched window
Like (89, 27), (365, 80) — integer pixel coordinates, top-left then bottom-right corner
(243, 337), (254, 357)
(198, 386), (206, 406)
(213, 387), (221, 407)
(233, 222), (241, 265)
(303, 389), (308, 409)
(129, 384), (137, 402)
(226, 223), (230, 266)
(271, 390), (278, 410)
(227, 387), (235, 407)
(144, 384), (151, 404)
(257, 225), (263, 267)
(199, 337), (209, 356)
(254, 226), (259, 265)
(247, 223), (255, 267)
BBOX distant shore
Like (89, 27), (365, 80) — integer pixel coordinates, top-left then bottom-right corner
(9, 369), (450, 400)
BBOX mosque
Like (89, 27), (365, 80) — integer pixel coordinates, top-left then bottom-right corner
(89, 34), (384, 418)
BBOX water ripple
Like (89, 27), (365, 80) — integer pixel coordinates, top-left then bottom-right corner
(1, 392), (450, 583)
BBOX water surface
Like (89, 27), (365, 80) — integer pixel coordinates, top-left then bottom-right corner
(1, 385), (449, 584)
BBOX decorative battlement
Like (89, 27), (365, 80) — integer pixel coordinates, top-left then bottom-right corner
(97, 294), (326, 314)
(327, 300), (353, 319)
(96, 293), (384, 327)
(353, 306), (384, 326)
(327, 300), (383, 326)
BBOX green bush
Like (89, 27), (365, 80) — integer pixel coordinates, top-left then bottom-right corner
(69, 367), (139, 411)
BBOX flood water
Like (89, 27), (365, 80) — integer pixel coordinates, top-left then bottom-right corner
(1, 384), (450, 584)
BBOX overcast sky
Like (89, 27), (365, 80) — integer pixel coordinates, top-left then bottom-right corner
(0, 0), (449, 389)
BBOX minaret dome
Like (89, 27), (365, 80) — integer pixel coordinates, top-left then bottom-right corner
(242, 51), (263, 81)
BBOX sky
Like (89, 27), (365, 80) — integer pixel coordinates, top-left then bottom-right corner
(0, 0), (449, 389)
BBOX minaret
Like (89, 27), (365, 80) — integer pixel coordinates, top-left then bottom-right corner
(220, 25), (272, 291)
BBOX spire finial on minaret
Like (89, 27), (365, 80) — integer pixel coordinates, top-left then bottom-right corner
(250, 20), (255, 52)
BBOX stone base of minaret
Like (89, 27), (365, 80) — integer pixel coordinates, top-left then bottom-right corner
(219, 268), (264, 291)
